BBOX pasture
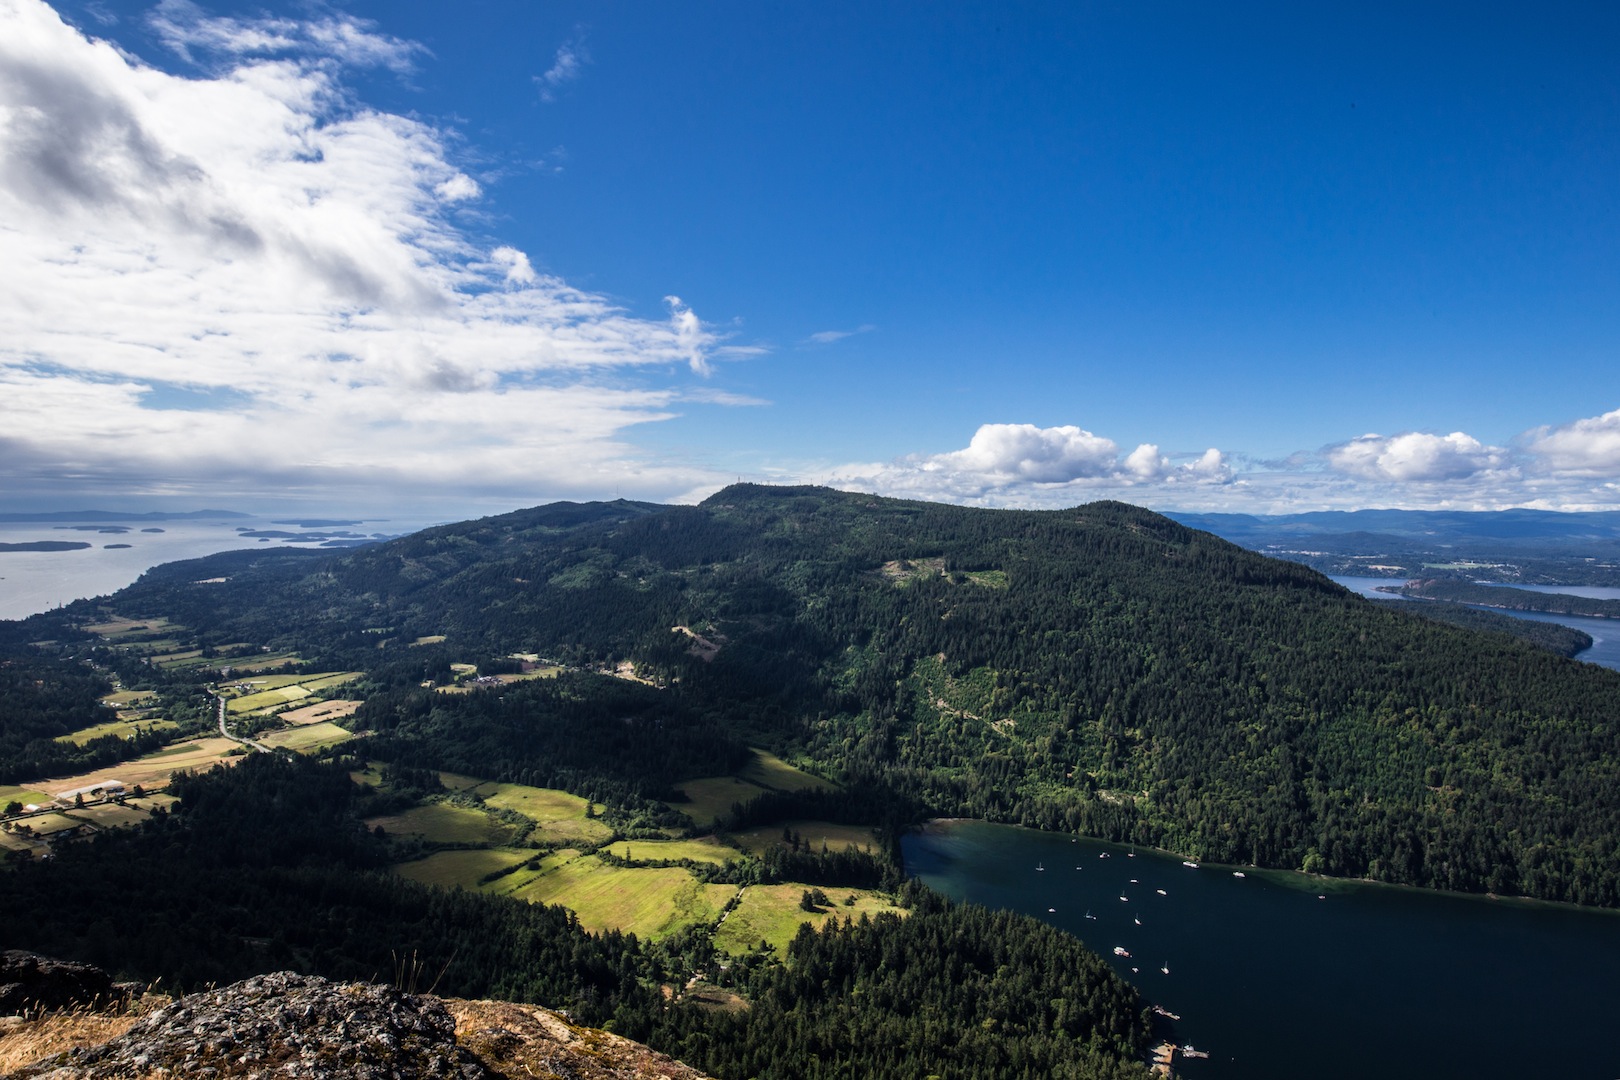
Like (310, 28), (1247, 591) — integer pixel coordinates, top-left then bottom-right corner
(99, 690), (157, 707)
(471, 781), (611, 845)
(54, 718), (178, 746)
(603, 837), (740, 867)
(226, 686), (310, 714)
(364, 803), (517, 846)
(393, 847), (531, 889)
(0, 784), (51, 808)
(504, 854), (739, 940)
(278, 699), (361, 725)
(737, 748), (833, 793)
(259, 721), (353, 752)
(670, 776), (769, 828)
(712, 884), (904, 956)
(35, 736), (244, 797)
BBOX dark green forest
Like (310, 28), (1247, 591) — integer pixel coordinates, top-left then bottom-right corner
(10, 485), (1620, 904)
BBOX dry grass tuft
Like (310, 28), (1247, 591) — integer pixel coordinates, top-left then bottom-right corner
(0, 994), (168, 1074)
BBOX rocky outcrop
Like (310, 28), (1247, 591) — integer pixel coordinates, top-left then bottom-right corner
(0, 954), (121, 1017)
(0, 970), (714, 1080)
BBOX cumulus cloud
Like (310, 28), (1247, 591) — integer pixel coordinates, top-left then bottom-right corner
(0, 0), (751, 510)
(1523, 408), (1620, 476)
(1325, 431), (1507, 482)
(826, 423), (1231, 506)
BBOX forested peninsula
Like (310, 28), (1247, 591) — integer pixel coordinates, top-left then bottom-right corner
(1397, 577), (1620, 619)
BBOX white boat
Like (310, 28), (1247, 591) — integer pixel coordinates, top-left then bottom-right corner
(1133, 916), (1141, 925)
(1084, 910), (1097, 920)
(1182, 860), (1199, 868)
(1233, 871), (1246, 878)
(1156, 889), (1167, 896)
(1119, 895), (1129, 902)
(1036, 862), (1045, 871)
(1160, 962), (1170, 975)
(1113, 946), (1131, 957)
(1048, 907), (1056, 913)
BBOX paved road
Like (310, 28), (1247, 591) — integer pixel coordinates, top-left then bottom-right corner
(215, 694), (273, 753)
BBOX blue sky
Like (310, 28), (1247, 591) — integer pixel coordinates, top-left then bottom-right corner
(3, 0), (1619, 516)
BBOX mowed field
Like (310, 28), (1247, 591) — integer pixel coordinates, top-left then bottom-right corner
(468, 781), (611, 845)
(737, 749), (833, 793)
(498, 853), (739, 940)
(258, 721), (353, 752)
(672, 749), (832, 828)
(713, 884), (905, 955)
(278, 699), (361, 725)
(603, 837), (740, 866)
(20, 736), (244, 799)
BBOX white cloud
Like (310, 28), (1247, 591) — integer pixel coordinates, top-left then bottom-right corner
(1326, 431), (1507, 482)
(1523, 407), (1620, 476)
(535, 37), (587, 103)
(826, 423), (1231, 505)
(0, 0), (752, 510)
(806, 324), (876, 345)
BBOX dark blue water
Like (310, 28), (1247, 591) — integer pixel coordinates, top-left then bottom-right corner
(1330, 575), (1620, 672)
(904, 820), (1620, 1079)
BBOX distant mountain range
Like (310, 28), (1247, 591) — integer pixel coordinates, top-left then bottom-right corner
(0, 510), (250, 523)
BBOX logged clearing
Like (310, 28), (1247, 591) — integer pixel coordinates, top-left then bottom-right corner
(505, 854), (738, 940)
(54, 718), (178, 745)
(671, 776), (769, 828)
(603, 837), (741, 866)
(472, 782), (611, 845)
(259, 721), (353, 752)
(279, 699), (362, 725)
(738, 748), (833, 793)
(729, 820), (882, 856)
(393, 847), (532, 889)
(364, 802), (516, 846)
(713, 884), (905, 955)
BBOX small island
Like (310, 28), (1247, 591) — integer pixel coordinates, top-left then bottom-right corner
(1396, 578), (1620, 620)
(0, 541), (93, 552)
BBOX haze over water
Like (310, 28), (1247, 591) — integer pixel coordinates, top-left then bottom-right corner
(904, 821), (1620, 1079)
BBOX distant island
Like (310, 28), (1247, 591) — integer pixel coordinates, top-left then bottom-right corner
(0, 540), (92, 552)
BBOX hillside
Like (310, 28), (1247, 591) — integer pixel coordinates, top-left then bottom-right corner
(14, 483), (1619, 906)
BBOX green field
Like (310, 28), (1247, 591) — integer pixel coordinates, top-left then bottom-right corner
(68, 802), (154, 828)
(503, 854), (738, 940)
(393, 847), (532, 889)
(259, 721), (353, 752)
(471, 781), (611, 845)
(54, 718), (179, 746)
(227, 685), (311, 713)
(729, 819), (882, 856)
(302, 672), (362, 691)
(364, 802), (517, 846)
(713, 884), (904, 955)
(0, 785), (51, 809)
(604, 837), (741, 866)
(18, 813), (85, 836)
(670, 776), (769, 828)
(737, 748), (833, 793)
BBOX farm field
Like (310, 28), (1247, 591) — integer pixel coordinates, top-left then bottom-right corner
(54, 718), (178, 745)
(603, 837), (740, 866)
(259, 721), (353, 752)
(278, 699), (361, 725)
(363, 802), (517, 846)
(67, 801), (157, 828)
(712, 884), (904, 956)
(502, 853), (738, 940)
(738, 749), (833, 793)
(469, 781), (611, 845)
(729, 820), (882, 856)
(99, 690), (157, 707)
(671, 775), (769, 828)
(29, 736), (244, 797)
(0, 784), (51, 808)
(393, 847), (531, 889)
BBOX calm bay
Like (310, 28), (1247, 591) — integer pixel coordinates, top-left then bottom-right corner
(903, 820), (1620, 1078)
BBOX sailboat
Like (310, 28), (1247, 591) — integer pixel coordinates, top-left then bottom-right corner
(1084, 909), (1097, 920)
(1160, 961), (1170, 975)
(1133, 916), (1141, 926)
(1036, 862), (1045, 871)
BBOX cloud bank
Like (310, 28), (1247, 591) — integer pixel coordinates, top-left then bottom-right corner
(0, 0), (748, 512)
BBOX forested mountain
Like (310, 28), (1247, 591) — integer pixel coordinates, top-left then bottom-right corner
(24, 483), (1620, 907)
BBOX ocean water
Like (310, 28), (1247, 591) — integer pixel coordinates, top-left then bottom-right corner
(0, 519), (412, 622)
